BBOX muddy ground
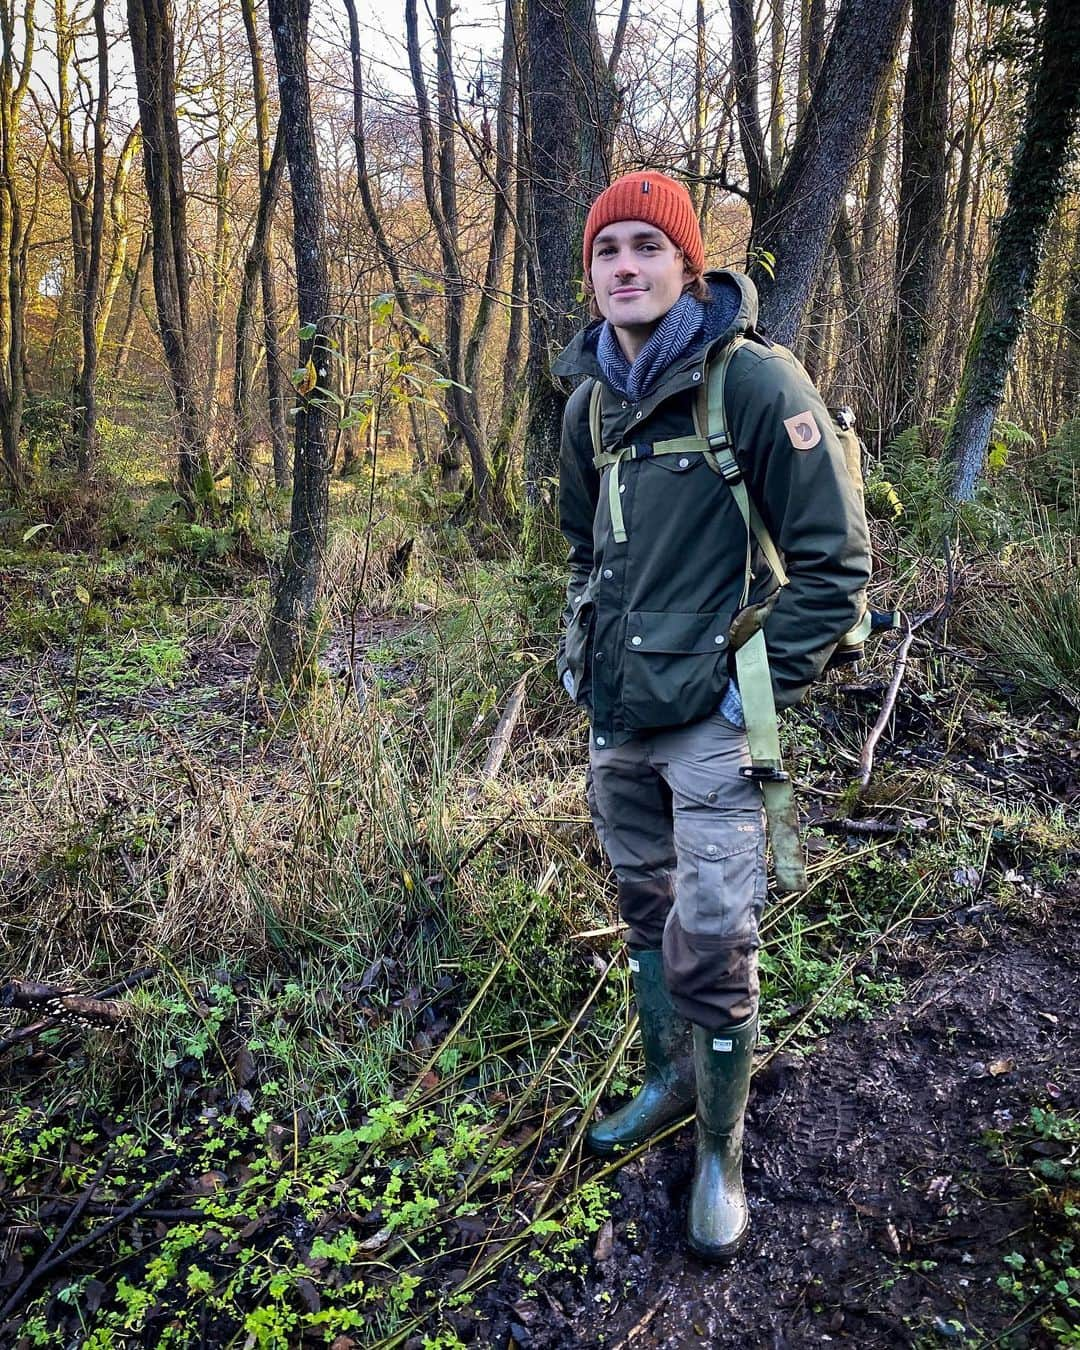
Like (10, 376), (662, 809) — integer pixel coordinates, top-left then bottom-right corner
(471, 895), (1080, 1350)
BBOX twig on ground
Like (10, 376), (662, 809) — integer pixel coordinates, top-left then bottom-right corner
(818, 816), (929, 838)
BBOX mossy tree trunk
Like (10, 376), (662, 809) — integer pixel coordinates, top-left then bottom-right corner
(946, 0), (1080, 501)
(258, 0), (333, 692)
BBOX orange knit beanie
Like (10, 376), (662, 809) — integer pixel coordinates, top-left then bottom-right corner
(582, 171), (705, 276)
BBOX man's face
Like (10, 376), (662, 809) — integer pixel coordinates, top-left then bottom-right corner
(589, 221), (694, 339)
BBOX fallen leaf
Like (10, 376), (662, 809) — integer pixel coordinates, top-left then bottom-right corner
(593, 1219), (614, 1262)
(989, 1059), (1015, 1077)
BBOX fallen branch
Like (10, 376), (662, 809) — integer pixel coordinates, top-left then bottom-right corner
(0, 1168), (178, 1330)
(819, 816), (929, 838)
(481, 674), (528, 781)
(0, 967), (159, 1058)
(855, 601), (944, 793)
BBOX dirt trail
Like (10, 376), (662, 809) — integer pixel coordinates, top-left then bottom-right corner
(474, 898), (1080, 1349)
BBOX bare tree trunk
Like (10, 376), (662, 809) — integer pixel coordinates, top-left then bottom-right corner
(232, 125), (284, 523)
(95, 125), (140, 354)
(1059, 213), (1080, 419)
(797, 0), (826, 119)
(127, 0), (208, 501)
(886, 0), (956, 440)
(463, 0), (517, 455)
(946, 0), (1080, 500)
(405, 0), (499, 505)
(730, 0), (773, 221)
(687, 0), (707, 210)
(769, 0), (787, 171)
(259, 0), (333, 690)
(521, 0), (612, 517)
(113, 225), (150, 380)
(75, 0), (108, 473)
(750, 0), (907, 347)
(0, 0), (36, 492)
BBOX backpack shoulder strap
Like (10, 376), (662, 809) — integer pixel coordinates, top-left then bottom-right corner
(588, 380), (603, 458)
(696, 336), (790, 589)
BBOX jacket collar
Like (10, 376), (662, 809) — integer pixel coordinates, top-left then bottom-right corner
(551, 269), (759, 381)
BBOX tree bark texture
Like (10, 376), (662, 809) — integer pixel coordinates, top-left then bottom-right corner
(127, 0), (207, 499)
(260, 0), (333, 690)
(232, 124), (285, 522)
(750, 0), (907, 348)
(521, 0), (610, 514)
(405, 0), (494, 504)
(0, 0), (36, 491)
(887, 0), (956, 439)
(730, 0), (772, 218)
(946, 0), (1080, 500)
(75, 0), (108, 472)
(241, 0), (288, 490)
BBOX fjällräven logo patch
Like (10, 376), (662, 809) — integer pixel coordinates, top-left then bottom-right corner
(783, 411), (822, 449)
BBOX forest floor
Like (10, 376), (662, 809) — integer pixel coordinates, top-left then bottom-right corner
(1, 518), (1079, 1349)
(475, 890), (1080, 1350)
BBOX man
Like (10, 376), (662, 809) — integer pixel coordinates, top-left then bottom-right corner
(554, 171), (871, 1260)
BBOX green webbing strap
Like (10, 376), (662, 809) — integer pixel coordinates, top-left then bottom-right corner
(734, 629), (807, 895)
(701, 336), (807, 893)
(594, 435), (714, 544)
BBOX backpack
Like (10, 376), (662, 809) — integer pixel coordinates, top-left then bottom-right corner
(588, 334), (898, 894)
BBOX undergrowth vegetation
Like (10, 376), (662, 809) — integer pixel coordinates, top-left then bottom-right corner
(1, 451), (1078, 1346)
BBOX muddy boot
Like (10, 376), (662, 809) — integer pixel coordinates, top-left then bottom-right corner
(686, 1015), (757, 1260)
(587, 949), (695, 1156)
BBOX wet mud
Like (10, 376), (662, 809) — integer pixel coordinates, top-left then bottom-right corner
(474, 898), (1080, 1349)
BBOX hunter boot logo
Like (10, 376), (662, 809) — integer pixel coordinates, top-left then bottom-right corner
(783, 411), (822, 449)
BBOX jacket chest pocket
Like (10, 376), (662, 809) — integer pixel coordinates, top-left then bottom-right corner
(622, 609), (730, 732)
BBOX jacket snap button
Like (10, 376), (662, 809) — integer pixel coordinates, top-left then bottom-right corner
(714, 634), (725, 645)
(621, 401), (627, 408)
(603, 568), (613, 579)
(634, 411), (642, 420)
(619, 484), (626, 493)
(707, 844), (719, 856)
(595, 736), (606, 747)
(631, 635), (643, 646)
(574, 595), (582, 605)
(678, 457), (689, 468)
(692, 372), (702, 382)
(595, 651), (605, 662)
(707, 790), (718, 803)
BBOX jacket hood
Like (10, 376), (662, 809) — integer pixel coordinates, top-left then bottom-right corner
(552, 269), (759, 380)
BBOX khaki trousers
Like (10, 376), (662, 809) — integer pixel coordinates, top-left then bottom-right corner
(587, 710), (767, 1029)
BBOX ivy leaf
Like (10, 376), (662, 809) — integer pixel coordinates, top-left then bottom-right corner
(291, 359), (318, 396)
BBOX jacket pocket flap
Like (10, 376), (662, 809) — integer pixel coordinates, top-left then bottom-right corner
(648, 450), (702, 473)
(625, 610), (730, 654)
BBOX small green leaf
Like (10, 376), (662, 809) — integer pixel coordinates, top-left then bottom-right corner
(299, 322), (317, 341)
(75, 585), (91, 605)
(22, 523), (52, 544)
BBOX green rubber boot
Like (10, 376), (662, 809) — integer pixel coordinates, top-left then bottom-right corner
(586, 949), (695, 1156)
(686, 1015), (757, 1261)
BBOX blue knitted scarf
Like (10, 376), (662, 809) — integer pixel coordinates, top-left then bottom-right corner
(596, 292), (706, 401)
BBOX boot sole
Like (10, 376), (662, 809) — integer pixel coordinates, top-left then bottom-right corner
(686, 1222), (748, 1263)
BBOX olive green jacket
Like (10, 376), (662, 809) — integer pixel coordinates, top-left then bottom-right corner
(554, 269), (871, 747)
